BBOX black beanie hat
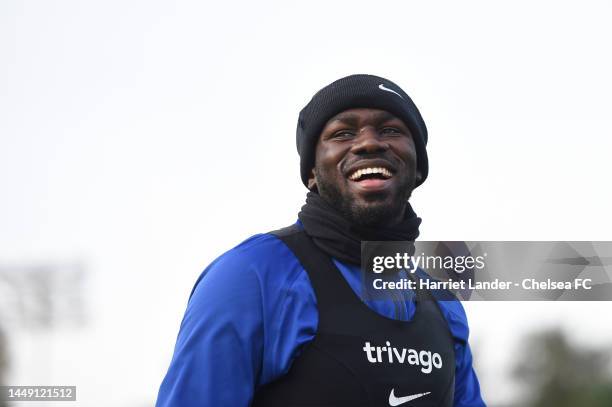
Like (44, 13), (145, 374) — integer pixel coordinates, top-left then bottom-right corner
(296, 74), (429, 188)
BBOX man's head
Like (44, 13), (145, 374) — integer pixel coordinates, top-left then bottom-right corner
(296, 74), (429, 227)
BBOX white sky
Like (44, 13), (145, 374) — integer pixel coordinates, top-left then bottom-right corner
(2, 0), (612, 405)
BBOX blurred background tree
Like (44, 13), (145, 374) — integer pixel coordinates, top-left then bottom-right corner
(513, 328), (612, 407)
(0, 262), (86, 407)
(0, 326), (7, 407)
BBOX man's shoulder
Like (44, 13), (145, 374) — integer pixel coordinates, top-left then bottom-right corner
(196, 223), (303, 283)
(216, 225), (299, 266)
(188, 223), (305, 301)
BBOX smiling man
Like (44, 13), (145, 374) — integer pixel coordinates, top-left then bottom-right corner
(156, 74), (486, 406)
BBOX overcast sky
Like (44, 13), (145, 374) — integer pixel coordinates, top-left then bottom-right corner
(2, 1), (612, 405)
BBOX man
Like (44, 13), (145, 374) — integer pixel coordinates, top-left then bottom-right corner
(156, 74), (486, 406)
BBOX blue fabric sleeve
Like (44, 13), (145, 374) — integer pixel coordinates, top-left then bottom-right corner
(155, 239), (266, 407)
(454, 342), (486, 407)
(439, 300), (486, 407)
(156, 233), (318, 407)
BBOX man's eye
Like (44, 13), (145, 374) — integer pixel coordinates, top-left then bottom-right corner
(381, 127), (401, 135)
(332, 131), (355, 139)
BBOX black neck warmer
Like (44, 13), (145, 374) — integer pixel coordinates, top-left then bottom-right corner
(297, 192), (421, 265)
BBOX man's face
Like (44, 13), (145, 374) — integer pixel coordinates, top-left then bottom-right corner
(309, 108), (418, 227)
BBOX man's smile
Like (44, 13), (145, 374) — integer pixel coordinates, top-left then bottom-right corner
(347, 166), (393, 181)
(344, 157), (398, 194)
(346, 164), (395, 193)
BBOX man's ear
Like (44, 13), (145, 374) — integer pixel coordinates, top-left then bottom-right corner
(307, 169), (317, 190)
(415, 170), (423, 184)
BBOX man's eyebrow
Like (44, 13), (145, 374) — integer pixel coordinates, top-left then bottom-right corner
(327, 112), (359, 126)
(327, 111), (402, 126)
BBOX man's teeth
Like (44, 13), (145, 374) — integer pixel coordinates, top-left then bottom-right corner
(349, 167), (392, 181)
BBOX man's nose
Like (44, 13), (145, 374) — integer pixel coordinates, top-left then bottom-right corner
(350, 127), (388, 155)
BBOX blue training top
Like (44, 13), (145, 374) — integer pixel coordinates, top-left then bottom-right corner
(156, 223), (487, 406)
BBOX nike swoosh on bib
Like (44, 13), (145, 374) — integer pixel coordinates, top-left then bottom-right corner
(378, 83), (404, 99)
(388, 389), (431, 406)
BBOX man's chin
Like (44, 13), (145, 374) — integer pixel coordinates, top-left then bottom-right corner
(316, 177), (410, 227)
(345, 199), (401, 228)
